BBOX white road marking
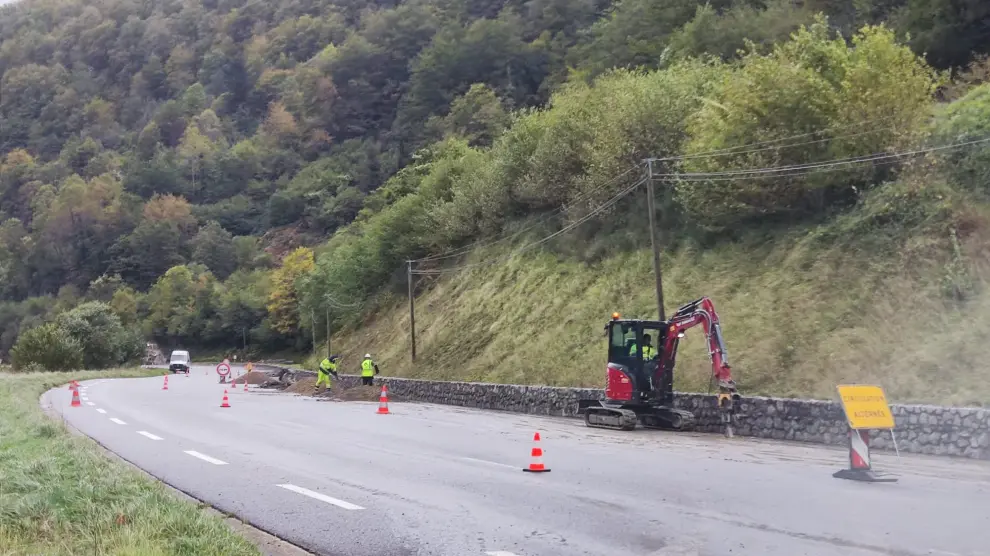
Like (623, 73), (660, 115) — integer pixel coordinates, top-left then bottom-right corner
(109, 418), (127, 425)
(85, 402), (95, 406)
(184, 451), (228, 465)
(80, 396), (89, 400)
(487, 552), (522, 556)
(95, 408), (106, 414)
(137, 431), (163, 441)
(276, 484), (365, 510)
(461, 457), (517, 470)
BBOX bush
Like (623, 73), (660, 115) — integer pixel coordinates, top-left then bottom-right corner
(677, 18), (939, 228)
(56, 302), (143, 369)
(10, 323), (84, 372)
(933, 83), (990, 194)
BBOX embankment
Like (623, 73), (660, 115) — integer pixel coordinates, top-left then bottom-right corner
(260, 365), (990, 461)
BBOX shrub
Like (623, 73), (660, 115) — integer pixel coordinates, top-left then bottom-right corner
(677, 18), (939, 228)
(10, 323), (84, 372)
(56, 302), (143, 369)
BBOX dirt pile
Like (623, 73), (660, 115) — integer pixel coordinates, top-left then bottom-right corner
(230, 371), (269, 385)
(285, 377), (317, 394)
(335, 385), (385, 402)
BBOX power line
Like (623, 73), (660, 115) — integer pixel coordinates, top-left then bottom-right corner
(412, 176), (648, 275)
(646, 116), (895, 164)
(412, 163), (645, 263)
(651, 135), (990, 180)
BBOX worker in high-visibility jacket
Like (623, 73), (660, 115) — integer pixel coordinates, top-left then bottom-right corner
(315, 355), (340, 392)
(361, 353), (379, 386)
(631, 335), (657, 359)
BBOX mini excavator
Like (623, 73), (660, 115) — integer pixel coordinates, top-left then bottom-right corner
(578, 297), (740, 435)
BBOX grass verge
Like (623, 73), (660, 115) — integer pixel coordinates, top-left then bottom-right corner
(0, 369), (260, 556)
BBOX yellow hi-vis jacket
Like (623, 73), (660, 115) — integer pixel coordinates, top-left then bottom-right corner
(361, 358), (375, 377)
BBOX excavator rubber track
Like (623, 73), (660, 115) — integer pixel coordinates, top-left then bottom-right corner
(640, 408), (696, 431)
(584, 407), (638, 431)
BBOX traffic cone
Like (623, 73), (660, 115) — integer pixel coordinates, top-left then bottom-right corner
(377, 384), (390, 414)
(220, 390), (231, 408)
(523, 432), (550, 473)
(162, 374), (169, 390)
(70, 388), (81, 407)
(243, 379), (248, 393)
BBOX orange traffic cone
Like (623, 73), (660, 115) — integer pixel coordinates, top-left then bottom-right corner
(523, 432), (550, 473)
(71, 388), (81, 407)
(162, 374), (169, 390)
(220, 390), (231, 408)
(377, 384), (390, 414)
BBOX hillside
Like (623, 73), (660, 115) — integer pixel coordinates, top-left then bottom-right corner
(1, 0), (990, 405)
(328, 201), (990, 406)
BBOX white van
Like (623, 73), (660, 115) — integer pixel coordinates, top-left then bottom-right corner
(169, 350), (191, 374)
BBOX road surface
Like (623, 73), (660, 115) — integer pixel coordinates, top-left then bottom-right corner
(44, 366), (990, 556)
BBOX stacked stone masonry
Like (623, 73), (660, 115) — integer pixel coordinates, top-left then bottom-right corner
(260, 365), (990, 460)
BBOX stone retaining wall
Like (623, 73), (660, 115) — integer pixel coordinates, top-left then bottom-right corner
(258, 364), (990, 460)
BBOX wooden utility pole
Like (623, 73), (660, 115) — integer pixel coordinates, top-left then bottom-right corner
(407, 260), (417, 361)
(311, 308), (317, 354)
(645, 160), (666, 321)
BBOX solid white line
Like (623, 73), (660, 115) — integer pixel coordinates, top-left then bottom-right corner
(137, 431), (163, 441)
(96, 408), (106, 414)
(184, 450), (228, 465)
(109, 418), (127, 425)
(487, 552), (522, 556)
(276, 484), (365, 510)
(85, 402), (95, 406)
(461, 457), (517, 470)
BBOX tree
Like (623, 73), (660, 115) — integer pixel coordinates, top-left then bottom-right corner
(10, 323), (84, 372)
(434, 83), (510, 147)
(267, 247), (315, 334)
(676, 19), (939, 227)
(56, 301), (144, 369)
(191, 220), (238, 279)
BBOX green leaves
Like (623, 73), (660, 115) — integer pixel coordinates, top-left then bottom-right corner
(677, 19), (939, 228)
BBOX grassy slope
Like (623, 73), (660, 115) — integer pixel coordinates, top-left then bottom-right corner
(328, 195), (990, 407)
(0, 369), (259, 556)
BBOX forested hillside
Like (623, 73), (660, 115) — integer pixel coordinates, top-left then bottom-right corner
(1, 0), (990, 403)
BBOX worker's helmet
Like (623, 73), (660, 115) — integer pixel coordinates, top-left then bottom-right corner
(364, 353), (371, 358)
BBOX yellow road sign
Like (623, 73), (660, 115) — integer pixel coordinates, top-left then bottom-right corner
(837, 384), (895, 430)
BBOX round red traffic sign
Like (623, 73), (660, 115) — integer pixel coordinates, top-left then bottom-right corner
(216, 363), (230, 376)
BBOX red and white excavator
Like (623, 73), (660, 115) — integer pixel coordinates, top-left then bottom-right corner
(578, 297), (740, 436)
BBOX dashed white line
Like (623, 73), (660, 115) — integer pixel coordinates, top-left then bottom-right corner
(276, 484), (365, 510)
(137, 431), (163, 441)
(184, 450), (228, 465)
(95, 408), (106, 414)
(81, 397), (89, 401)
(109, 418), (127, 425)
(85, 402), (95, 406)
(461, 457), (517, 470)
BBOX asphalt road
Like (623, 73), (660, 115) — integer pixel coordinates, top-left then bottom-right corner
(44, 366), (990, 556)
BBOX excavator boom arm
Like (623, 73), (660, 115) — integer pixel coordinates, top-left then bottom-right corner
(663, 297), (736, 388)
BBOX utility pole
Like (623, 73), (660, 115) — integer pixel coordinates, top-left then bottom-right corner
(310, 308), (317, 355)
(407, 260), (417, 361)
(645, 160), (666, 321)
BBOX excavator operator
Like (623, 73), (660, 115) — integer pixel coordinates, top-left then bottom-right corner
(630, 334), (657, 359)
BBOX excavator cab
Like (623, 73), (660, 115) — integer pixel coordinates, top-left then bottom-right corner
(605, 317), (671, 404)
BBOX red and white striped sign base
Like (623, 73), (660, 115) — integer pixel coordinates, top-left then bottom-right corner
(832, 429), (897, 483)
